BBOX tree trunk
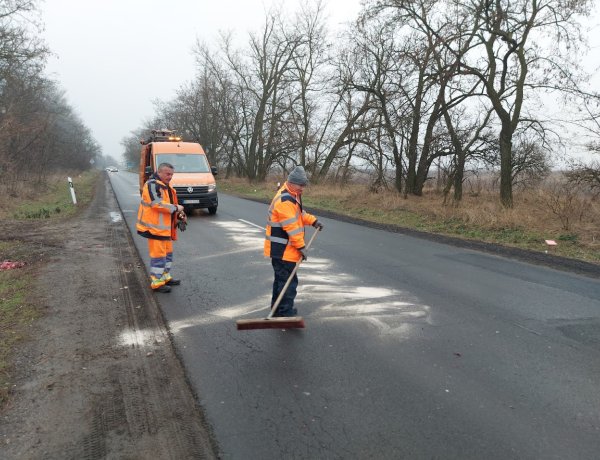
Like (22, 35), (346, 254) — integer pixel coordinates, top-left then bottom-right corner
(404, 62), (428, 196)
(247, 83), (270, 181)
(499, 125), (513, 207)
(379, 95), (402, 194)
(442, 108), (465, 202)
(453, 153), (465, 202)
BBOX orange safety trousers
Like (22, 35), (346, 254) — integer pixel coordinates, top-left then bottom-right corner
(148, 239), (174, 289)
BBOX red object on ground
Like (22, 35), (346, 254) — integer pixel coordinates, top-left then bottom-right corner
(0, 260), (26, 270)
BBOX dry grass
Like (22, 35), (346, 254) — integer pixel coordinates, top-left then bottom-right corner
(220, 176), (600, 263)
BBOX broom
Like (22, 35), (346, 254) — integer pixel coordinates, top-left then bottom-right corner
(236, 230), (320, 330)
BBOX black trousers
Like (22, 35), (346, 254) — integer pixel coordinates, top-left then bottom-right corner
(271, 258), (298, 316)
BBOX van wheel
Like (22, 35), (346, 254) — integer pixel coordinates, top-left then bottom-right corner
(208, 206), (217, 215)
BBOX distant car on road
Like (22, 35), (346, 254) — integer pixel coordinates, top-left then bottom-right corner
(106, 166), (118, 172)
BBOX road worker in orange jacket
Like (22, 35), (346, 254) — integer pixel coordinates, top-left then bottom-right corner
(264, 166), (323, 317)
(136, 162), (187, 293)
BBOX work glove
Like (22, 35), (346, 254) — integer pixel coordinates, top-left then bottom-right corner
(299, 248), (307, 261)
(313, 220), (324, 231)
(176, 211), (187, 232)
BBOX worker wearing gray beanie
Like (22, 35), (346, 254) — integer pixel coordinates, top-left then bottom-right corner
(263, 165), (324, 317)
(287, 165), (309, 186)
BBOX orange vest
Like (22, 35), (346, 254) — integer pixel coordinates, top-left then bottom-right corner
(136, 174), (179, 240)
(264, 183), (316, 262)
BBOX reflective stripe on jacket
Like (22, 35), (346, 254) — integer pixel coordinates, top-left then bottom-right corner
(264, 183), (317, 262)
(136, 174), (179, 240)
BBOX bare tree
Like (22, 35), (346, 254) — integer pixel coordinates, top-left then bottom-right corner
(441, 108), (495, 203)
(121, 128), (147, 169)
(192, 42), (249, 178)
(454, 0), (593, 207)
(542, 177), (589, 231)
(0, 0), (100, 195)
(340, 17), (408, 193)
(510, 137), (552, 189)
(219, 9), (304, 181)
(288, 0), (329, 170)
(561, 90), (600, 194)
(154, 69), (229, 167)
(361, 0), (478, 197)
(565, 157), (600, 195)
(312, 74), (375, 182)
(368, 0), (595, 206)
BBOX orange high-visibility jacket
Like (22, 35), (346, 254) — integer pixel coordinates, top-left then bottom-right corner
(264, 183), (317, 262)
(136, 174), (179, 241)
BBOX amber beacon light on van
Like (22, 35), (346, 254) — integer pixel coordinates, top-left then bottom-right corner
(140, 129), (182, 145)
(138, 128), (219, 215)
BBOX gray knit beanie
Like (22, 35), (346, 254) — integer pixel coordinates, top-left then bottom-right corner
(287, 166), (309, 185)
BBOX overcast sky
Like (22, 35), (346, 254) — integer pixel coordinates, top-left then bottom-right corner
(40, 1), (599, 164)
(40, 0), (362, 162)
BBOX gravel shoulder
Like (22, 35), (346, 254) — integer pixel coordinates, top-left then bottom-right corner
(0, 176), (218, 459)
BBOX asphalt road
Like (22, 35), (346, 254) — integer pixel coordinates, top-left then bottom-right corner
(109, 171), (600, 459)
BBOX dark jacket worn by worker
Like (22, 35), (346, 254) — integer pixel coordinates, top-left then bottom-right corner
(136, 173), (179, 241)
(264, 183), (317, 263)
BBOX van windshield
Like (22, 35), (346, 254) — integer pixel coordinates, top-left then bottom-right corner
(156, 154), (210, 173)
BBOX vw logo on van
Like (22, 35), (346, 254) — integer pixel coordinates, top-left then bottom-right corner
(187, 186), (194, 193)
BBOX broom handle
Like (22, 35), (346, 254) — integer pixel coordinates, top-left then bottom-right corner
(267, 229), (320, 319)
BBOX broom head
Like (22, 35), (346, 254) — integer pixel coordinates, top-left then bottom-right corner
(236, 316), (305, 330)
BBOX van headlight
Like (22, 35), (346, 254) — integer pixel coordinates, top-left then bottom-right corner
(208, 183), (217, 192)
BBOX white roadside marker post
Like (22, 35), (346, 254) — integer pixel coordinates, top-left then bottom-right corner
(68, 177), (77, 205)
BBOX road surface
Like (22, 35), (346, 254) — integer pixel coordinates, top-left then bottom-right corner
(109, 171), (600, 459)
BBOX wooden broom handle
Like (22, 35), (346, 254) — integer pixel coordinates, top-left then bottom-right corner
(267, 229), (320, 319)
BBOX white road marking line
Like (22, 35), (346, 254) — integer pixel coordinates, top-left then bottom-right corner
(239, 219), (264, 230)
(187, 247), (258, 261)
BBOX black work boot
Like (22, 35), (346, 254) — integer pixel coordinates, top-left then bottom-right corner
(166, 278), (181, 286)
(274, 307), (298, 317)
(154, 285), (171, 293)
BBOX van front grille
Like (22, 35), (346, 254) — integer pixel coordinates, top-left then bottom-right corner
(174, 185), (209, 195)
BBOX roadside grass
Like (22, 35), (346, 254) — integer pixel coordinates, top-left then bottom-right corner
(219, 177), (600, 263)
(9, 171), (97, 220)
(0, 170), (100, 405)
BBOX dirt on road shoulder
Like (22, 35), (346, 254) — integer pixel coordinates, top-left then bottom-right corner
(0, 176), (218, 459)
